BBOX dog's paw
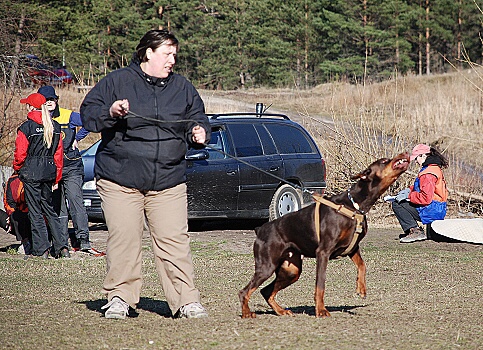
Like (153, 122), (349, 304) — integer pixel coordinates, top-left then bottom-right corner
(355, 289), (367, 299)
(241, 311), (256, 319)
(315, 309), (331, 318)
(355, 284), (367, 299)
(277, 309), (294, 317)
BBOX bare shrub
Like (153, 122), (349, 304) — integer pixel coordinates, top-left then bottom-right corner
(199, 73), (483, 219)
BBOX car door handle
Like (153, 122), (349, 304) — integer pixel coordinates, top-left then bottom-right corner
(269, 166), (279, 172)
(226, 170), (237, 176)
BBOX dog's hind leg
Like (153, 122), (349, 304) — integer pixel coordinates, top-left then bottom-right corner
(260, 252), (302, 316)
(239, 240), (280, 318)
(350, 248), (367, 298)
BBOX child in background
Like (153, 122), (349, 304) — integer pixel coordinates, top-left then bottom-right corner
(3, 172), (31, 254)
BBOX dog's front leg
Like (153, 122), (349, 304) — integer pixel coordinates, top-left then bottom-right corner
(314, 252), (330, 317)
(239, 285), (257, 318)
(350, 248), (366, 298)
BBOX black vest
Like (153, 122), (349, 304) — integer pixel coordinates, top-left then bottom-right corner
(18, 119), (61, 183)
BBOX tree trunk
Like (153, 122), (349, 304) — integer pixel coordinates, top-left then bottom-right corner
(236, 0), (244, 89)
(425, 0), (430, 75)
(457, 0), (462, 68)
(304, 1), (309, 89)
(363, 0), (368, 86)
(9, 11), (25, 89)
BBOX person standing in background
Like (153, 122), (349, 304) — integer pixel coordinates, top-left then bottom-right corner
(2, 172), (31, 255)
(38, 85), (103, 256)
(14, 92), (69, 258)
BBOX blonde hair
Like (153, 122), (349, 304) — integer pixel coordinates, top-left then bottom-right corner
(41, 104), (54, 148)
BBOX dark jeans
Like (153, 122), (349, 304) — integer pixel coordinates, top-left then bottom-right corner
(391, 200), (422, 233)
(1, 208), (31, 243)
(53, 173), (90, 247)
(23, 181), (68, 256)
(0, 209), (8, 231)
(10, 211), (32, 242)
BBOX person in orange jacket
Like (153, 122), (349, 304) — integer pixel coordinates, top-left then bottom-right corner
(392, 144), (449, 243)
(14, 92), (69, 258)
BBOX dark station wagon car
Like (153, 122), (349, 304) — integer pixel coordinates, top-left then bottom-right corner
(81, 111), (327, 223)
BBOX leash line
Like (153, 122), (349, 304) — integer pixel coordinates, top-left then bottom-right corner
(121, 110), (312, 194)
(201, 143), (309, 194)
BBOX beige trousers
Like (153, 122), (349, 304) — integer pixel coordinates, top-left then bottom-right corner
(97, 179), (200, 314)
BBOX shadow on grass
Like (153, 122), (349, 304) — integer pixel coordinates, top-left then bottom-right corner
(253, 304), (366, 317)
(88, 223), (108, 231)
(81, 297), (173, 318)
(88, 219), (267, 232)
(189, 219), (268, 232)
(0, 243), (20, 252)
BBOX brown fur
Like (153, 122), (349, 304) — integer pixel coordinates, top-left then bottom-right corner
(239, 153), (410, 318)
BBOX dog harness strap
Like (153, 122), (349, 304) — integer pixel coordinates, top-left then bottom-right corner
(315, 200), (321, 242)
(312, 194), (364, 256)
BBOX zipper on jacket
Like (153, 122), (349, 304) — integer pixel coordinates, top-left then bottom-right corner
(151, 85), (160, 189)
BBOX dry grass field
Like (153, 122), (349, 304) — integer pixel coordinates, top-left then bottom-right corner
(0, 223), (482, 349)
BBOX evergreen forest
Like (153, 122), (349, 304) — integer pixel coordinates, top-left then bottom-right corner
(1, 0), (482, 89)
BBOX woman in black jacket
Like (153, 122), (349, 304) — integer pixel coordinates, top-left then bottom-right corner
(81, 29), (210, 320)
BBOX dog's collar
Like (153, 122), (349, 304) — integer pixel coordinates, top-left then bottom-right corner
(347, 190), (362, 212)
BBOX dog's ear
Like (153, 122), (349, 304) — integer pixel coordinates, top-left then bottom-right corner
(351, 167), (371, 181)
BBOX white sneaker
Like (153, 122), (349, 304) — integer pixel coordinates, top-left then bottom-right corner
(101, 297), (129, 319)
(177, 302), (208, 319)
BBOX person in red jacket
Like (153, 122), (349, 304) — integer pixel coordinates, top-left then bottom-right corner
(2, 172), (31, 254)
(14, 92), (69, 258)
(392, 144), (449, 243)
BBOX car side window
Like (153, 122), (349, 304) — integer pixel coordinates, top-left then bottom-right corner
(229, 123), (263, 157)
(205, 129), (226, 160)
(265, 123), (314, 154)
(255, 125), (277, 155)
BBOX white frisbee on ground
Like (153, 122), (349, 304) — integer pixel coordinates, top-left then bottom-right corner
(431, 218), (483, 244)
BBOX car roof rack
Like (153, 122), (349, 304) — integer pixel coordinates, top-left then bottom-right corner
(208, 112), (290, 120)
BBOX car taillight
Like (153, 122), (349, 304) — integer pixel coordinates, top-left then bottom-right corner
(321, 158), (326, 182)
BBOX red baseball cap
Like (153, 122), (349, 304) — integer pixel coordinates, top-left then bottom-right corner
(20, 93), (47, 109)
(410, 144), (430, 161)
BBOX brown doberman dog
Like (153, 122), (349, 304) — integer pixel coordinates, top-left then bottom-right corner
(239, 153), (410, 318)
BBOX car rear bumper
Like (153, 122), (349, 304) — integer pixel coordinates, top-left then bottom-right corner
(82, 189), (104, 222)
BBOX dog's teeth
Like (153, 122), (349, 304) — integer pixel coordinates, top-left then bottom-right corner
(301, 255), (304, 260)
(288, 252), (293, 258)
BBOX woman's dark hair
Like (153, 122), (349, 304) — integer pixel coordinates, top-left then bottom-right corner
(136, 29), (179, 62)
(429, 146), (449, 168)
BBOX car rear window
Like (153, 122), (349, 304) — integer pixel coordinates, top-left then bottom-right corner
(265, 123), (314, 154)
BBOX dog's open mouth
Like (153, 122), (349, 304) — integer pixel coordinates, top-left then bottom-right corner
(392, 155), (410, 170)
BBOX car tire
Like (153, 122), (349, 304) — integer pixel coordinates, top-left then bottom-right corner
(269, 184), (302, 221)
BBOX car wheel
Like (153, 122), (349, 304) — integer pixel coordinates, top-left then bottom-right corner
(269, 184), (302, 221)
